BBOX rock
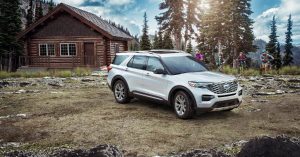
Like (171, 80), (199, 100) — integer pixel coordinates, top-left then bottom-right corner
(47, 81), (63, 87)
(81, 78), (95, 82)
(249, 77), (257, 81)
(19, 82), (31, 87)
(91, 71), (108, 77)
(14, 89), (27, 94)
(275, 90), (285, 94)
(4, 144), (123, 157)
(287, 78), (300, 83)
(174, 149), (230, 157)
(237, 136), (300, 157)
(251, 99), (269, 103)
(0, 81), (10, 88)
(101, 82), (107, 86)
(252, 84), (264, 89)
(248, 108), (261, 112)
(255, 92), (276, 96)
(16, 114), (27, 119)
(288, 85), (300, 89)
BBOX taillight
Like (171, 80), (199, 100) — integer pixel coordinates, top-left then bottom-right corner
(107, 65), (112, 72)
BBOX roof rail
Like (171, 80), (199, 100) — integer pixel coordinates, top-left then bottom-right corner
(149, 49), (186, 54)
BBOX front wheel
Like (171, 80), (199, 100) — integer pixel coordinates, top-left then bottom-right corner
(173, 91), (195, 119)
(113, 80), (131, 104)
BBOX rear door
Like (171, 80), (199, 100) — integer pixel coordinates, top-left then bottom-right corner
(125, 55), (148, 93)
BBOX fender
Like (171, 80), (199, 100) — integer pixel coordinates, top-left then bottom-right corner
(168, 86), (197, 109)
(111, 75), (132, 96)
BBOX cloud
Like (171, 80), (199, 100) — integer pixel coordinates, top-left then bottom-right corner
(80, 0), (106, 6)
(108, 0), (133, 6)
(254, 0), (300, 44)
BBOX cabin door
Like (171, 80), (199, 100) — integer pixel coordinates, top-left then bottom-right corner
(84, 43), (95, 66)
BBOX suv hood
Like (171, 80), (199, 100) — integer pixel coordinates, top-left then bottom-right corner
(176, 71), (236, 83)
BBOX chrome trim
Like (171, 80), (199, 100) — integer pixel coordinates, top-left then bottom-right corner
(133, 92), (164, 101)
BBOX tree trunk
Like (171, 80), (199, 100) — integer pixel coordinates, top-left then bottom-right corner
(0, 56), (2, 71)
(8, 52), (13, 72)
(173, 33), (181, 50)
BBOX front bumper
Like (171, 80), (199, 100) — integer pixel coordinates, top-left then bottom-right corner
(191, 86), (243, 111)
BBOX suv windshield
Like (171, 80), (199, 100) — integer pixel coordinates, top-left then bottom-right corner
(162, 56), (208, 75)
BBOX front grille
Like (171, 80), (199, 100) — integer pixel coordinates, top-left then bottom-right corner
(212, 99), (239, 108)
(207, 81), (238, 94)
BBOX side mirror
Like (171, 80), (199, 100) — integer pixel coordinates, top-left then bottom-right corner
(154, 69), (167, 75)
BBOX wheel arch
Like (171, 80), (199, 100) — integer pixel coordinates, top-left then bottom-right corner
(168, 86), (197, 109)
(111, 75), (130, 91)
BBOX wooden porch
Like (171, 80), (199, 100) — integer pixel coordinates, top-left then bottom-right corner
(19, 55), (101, 69)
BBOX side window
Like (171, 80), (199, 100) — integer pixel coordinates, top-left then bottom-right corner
(146, 57), (165, 72)
(112, 55), (129, 65)
(127, 56), (147, 70)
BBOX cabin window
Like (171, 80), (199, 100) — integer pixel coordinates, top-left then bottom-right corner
(39, 44), (55, 56)
(60, 43), (77, 56)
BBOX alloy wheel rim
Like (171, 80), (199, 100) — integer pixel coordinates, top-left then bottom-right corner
(175, 94), (187, 116)
(115, 83), (125, 101)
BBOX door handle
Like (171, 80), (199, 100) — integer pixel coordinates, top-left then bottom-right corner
(125, 68), (128, 71)
(145, 72), (150, 76)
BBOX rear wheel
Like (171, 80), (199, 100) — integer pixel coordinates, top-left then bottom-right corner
(113, 80), (131, 104)
(173, 91), (195, 119)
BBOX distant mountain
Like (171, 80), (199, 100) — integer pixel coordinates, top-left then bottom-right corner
(250, 39), (300, 66)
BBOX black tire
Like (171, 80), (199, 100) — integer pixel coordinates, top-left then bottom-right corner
(173, 91), (195, 119)
(113, 80), (131, 104)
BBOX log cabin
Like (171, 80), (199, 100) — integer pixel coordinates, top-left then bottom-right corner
(18, 3), (132, 69)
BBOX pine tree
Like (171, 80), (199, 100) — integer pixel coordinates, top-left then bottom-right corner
(196, 0), (255, 66)
(157, 30), (163, 49)
(140, 12), (151, 50)
(274, 42), (282, 69)
(156, 0), (184, 50)
(266, 16), (278, 67)
(186, 40), (193, 53)
(35, 0), (43, 20)
(184, 0), (198, 50)
(152, 32), (159, 49)
(163, 32), (173, 49)
(0, 0), (23, 71)
(283, 14), (293, 66)
(26, 0), (33, 27)
(49, 0), (54, 11)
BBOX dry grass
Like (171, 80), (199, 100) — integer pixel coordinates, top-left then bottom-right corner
(0, 68), (92, 79)
(0, 86), (300, 156)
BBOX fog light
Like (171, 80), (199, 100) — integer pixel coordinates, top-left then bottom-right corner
(238, 90), (243, 96)
(202, 95), (215, 101)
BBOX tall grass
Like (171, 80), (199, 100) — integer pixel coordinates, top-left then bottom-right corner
(222, 66), (300, 76)
(0, 68), (92, 79)
(279, 66), (300, 75)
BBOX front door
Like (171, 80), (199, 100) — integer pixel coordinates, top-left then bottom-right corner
(84, 43), (94, 65)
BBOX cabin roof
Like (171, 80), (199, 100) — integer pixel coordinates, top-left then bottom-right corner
(18, 3), (132, 40)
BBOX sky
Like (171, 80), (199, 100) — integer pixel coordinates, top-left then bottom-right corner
(53, 0), (300, 45)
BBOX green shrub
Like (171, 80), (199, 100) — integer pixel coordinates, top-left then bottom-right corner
(241, 69), (260, 76)
(0, 71), (10, 79)
(55, 70), (72, 78)
(279, 66), (300, 75)
(223, 66), (238, 75)
(73, 67), (92, 76)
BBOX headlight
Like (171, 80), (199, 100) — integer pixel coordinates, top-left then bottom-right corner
(188, 81), (212, 88)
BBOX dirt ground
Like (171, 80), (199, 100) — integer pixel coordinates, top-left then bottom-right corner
(0, 78), (300, 156)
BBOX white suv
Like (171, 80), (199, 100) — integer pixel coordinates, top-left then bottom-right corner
(107, 50), (243, 119)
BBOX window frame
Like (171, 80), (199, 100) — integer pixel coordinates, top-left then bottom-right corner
(127, 55), (148, 70)
(146, 57), (165, 72)
(60, 43), (77, 56)
(39, 43), (56, 56)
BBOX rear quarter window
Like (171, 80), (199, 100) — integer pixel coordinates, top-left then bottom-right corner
(112, 55), (129, 65)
